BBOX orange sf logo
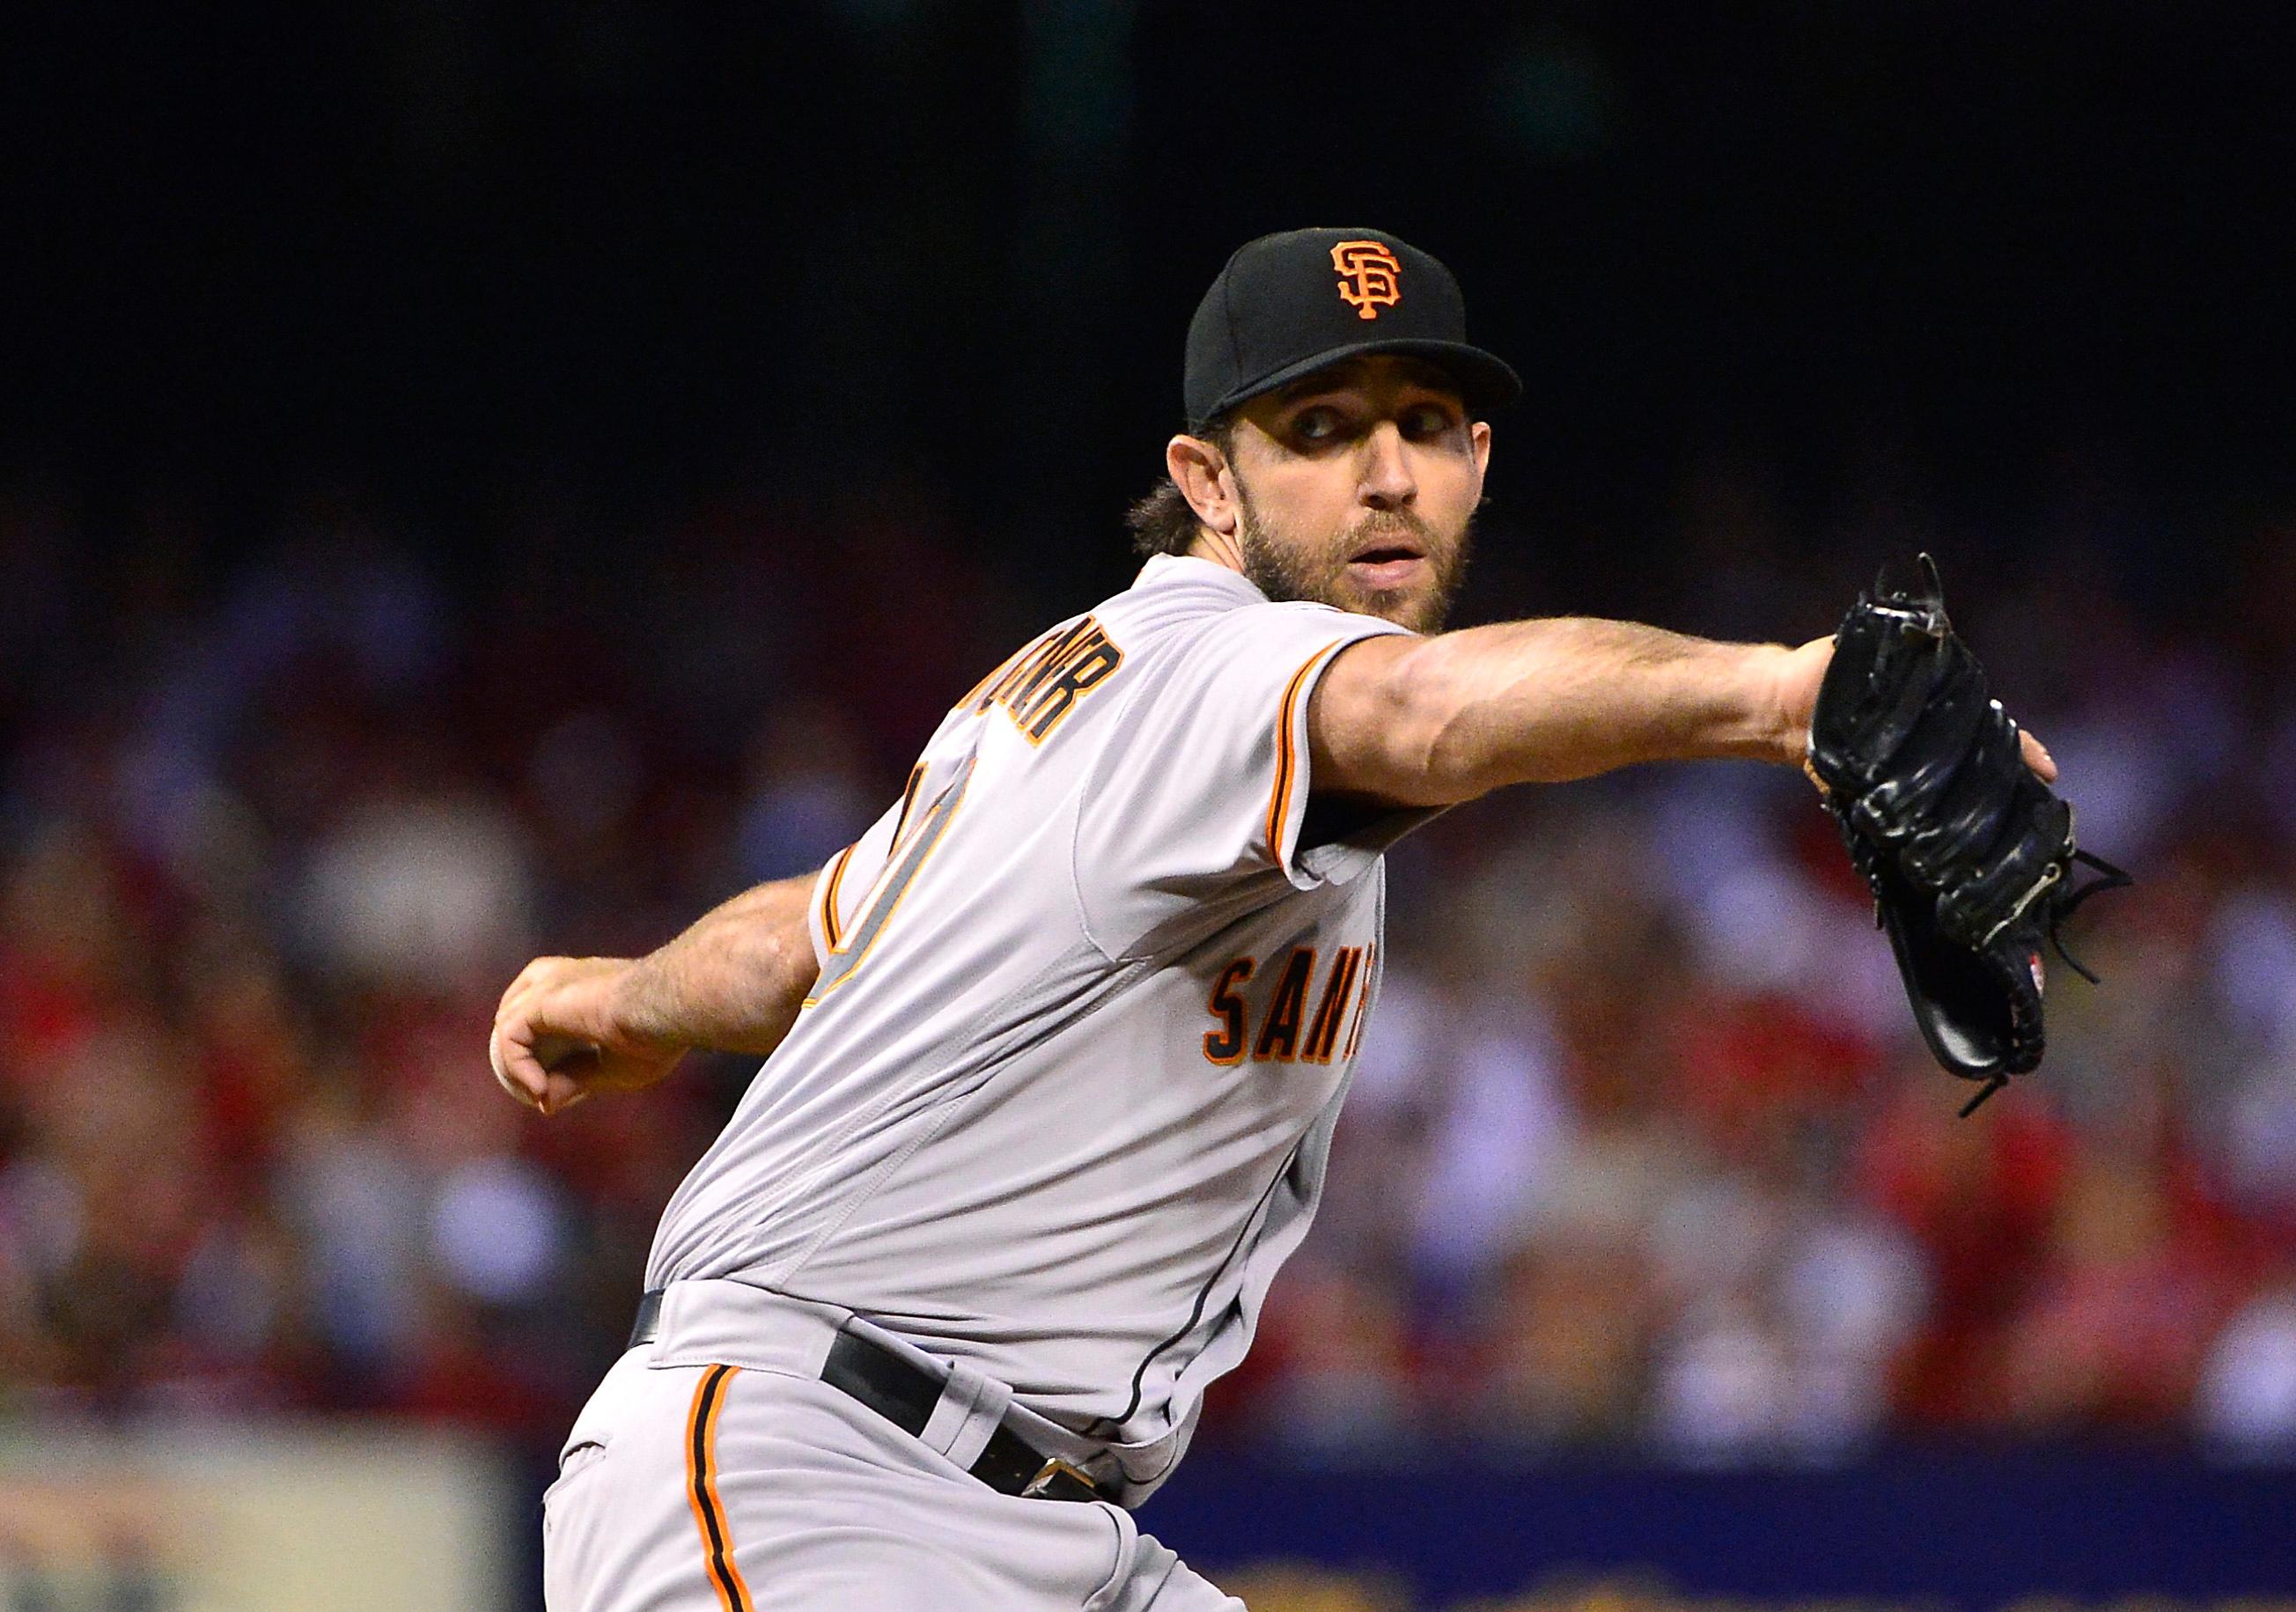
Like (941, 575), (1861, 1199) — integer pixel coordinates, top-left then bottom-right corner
(1330, 240), (1402, 320)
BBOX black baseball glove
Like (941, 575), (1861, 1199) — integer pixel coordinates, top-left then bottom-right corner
(1807, 556), (2130, 1115)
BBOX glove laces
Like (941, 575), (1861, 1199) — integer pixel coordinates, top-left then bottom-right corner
(1955, 847), (2134, 1119)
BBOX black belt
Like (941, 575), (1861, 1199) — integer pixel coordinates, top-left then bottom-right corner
(627, 1290), (1103, 1504)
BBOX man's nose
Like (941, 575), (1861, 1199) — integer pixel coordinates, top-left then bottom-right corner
(1358, 421), (1417, 511)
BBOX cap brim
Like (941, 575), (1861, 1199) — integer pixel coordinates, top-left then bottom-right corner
(1195, 338), (1522, 430)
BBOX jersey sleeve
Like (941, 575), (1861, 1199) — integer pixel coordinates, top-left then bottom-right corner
(806, 793), (906, 969)
(1071, 601), (1427, 960)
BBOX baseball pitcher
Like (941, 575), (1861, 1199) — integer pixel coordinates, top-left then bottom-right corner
(490, 227), (2075, 1610)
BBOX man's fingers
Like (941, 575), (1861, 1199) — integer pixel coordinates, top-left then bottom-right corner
(493, 1054), (545, 1110)
(494, 1023), (607, 1117)
(541, 1070), (593, 1116)
(533, 1032), (601, 1074)
(497, 956), (582, 1022)
(2020, 727), (2057, 783)
(489, 957), (631, 1116)
(496, 957), (551, 1014)
(533, 1039), (600, 1117)
(490, 1018), (550, 1109)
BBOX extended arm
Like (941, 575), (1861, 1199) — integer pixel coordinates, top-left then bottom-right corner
(1307, 618), (1825, 807)
(489, 872), (821, 1115)
(1310, 617), (2051, 808)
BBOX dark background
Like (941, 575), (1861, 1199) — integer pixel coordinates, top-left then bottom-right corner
(9, 3), (2292, 612)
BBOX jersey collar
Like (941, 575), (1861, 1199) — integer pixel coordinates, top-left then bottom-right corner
(1134, 551), (1269, 601)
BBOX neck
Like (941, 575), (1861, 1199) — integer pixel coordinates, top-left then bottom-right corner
(1183, 527), (1247, 574)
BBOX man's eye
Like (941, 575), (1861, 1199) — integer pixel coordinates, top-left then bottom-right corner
(1402, 404), (1456, 438)
(1292, 409), (1341, 442)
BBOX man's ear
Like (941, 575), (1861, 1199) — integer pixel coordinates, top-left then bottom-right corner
(1166, 434), (1240, 537)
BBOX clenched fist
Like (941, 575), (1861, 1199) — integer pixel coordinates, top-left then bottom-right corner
(489, 956), (683, 1116)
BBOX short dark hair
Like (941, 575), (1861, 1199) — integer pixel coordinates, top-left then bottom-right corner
(1125, 419), (1237, 558)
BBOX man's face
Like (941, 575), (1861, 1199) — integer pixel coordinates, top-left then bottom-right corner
(1223, 355), (1492, 634)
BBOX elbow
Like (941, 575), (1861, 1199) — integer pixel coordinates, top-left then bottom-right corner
(1421, 710), (1519, 800)
(1383, 645), (1503, 805)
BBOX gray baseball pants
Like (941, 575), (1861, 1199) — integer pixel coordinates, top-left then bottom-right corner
(541, 1344), (1246, 1611)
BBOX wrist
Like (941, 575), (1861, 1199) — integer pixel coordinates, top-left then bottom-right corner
(1755, 637), (1831, 769)
(1725, 642), (1806, 768)
(600, 958), (681, 1054)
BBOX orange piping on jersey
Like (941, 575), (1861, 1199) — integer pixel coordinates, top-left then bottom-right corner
(803, 755), (976, 1009)
(820, 843), (858, 953)
(686, 1365), (754, 1612)
(1266, 643), (1342, 865)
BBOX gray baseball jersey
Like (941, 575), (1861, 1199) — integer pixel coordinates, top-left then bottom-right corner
(644, 553), (1431, 1491)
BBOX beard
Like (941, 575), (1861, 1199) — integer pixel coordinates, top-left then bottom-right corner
(1233, 484), (1473, 635)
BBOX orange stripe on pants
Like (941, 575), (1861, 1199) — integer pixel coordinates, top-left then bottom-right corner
(684, 1365), (754, 1612)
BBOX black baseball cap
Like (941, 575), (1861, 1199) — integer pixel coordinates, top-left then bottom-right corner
(1183, 226), (1521, 431)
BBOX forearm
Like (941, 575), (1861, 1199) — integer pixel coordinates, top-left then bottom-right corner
(1314, 617), (1804, 806)
(614, 874), (821, 1056)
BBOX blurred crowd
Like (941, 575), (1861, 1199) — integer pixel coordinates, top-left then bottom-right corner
(3, 474), (2294, 1473)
